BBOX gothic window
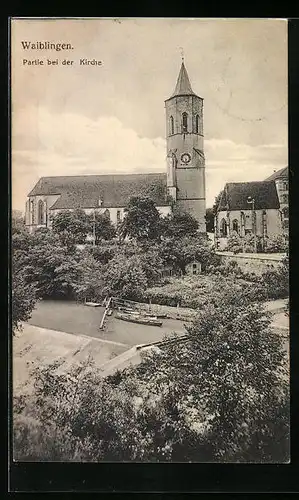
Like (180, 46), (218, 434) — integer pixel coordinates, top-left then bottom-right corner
(37, 200), (44, 225)
(169, 115), (174, 135)
(281, 193), (288, 204)
(282, 206), (289, 219)
(182, 112), (188, 133)
(30, 199), (35, 224)
(262, 210), (267, 237)
(232, 219), (239, 234)
(195, 114), (200, 134)
(220, 218), (227, 237)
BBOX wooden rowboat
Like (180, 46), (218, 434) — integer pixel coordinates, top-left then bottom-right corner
(115, 312), (163, 327)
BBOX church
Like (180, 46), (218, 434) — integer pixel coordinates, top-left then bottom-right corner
(25, 61), (207, 234)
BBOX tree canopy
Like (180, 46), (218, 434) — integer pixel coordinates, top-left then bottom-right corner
(14, 284), (289, 462)
(120, 197), (162, 242)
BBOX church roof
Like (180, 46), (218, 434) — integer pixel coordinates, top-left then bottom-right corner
(218, 181), (280, 211)
(28, 173), (168, 209)
(264, 166), (288, 181)
(167, 61), (199, 100)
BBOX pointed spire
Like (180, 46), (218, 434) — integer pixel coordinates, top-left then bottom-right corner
(171, 60), (197, 98)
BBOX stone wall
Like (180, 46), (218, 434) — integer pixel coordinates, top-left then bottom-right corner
(216, 251), (286, 276)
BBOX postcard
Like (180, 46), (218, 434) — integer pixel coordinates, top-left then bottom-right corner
(10, 17), (289, 467)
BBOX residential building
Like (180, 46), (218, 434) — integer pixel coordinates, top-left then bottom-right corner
(214, 181), (283, 250)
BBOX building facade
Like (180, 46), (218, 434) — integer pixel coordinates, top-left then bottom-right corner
(264, 166), (288, 232)
(165, 61), (206, 232)
(25, 174), (171, 233)
(25, 60), (206, 233)
(214, 181), (283, 250)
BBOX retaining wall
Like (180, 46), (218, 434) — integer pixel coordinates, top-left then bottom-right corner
(216, 251), (286, 276)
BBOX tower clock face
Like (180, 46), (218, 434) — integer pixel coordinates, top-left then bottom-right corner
(181, 152), (191, 164)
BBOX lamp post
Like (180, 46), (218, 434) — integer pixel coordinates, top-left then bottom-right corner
(247, 196), (257, 253)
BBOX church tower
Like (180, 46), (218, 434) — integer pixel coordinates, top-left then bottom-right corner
(165, 59), (206, 232)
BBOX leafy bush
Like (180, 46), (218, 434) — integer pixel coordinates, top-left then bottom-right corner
(259, 257), (289, 300)
(264, 234), (288, 254)
(11, 214), (38, 331)
(13, 285), (289, 463)
(225, 230), (243, 254)
(102, 254), (148, 301)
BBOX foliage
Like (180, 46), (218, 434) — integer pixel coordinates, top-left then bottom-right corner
(120, 197), (161, 242)
(212, 190), (224, 215)
(129, 288), (289, 462)
(205, 208), (215, 233)
(259, 257), (289, 300)
(157, 234), (219, 275)
(161, 210), (199, 238)
(102, 254), (148, 300)
(51, 209), (91, 246)
(19, 229), (79, 299)
(93, 212), (116, 242)
(14, 285), (289, 462)
(69, 252), (104, 302)
(11, 258), (38, 332)
(11, 213), (38, 332)
(135, 247), (164, 287)
(264, 234), (288, 254)
(90, 242), (119, 264)
(224, 231), (288, 254)
(142, 275), (246, 309)
(225, 230), (243, 254)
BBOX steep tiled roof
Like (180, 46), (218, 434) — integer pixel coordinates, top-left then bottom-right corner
(218, 181), (280, 211)
(264, 166), (288, 181)
(167, 62), (199, 100)
(28, 173), (168, 209)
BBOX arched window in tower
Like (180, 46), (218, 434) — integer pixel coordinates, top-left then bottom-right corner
(220, 218), (227, 237)
(182, 112), (188, 133)
(169, 115), (174, 135)
(232, 219), (239, 234)
(195, 114), (200, 134)
(37, 200), (44, 225)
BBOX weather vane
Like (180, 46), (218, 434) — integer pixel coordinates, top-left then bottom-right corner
(179, 47), (184, 63)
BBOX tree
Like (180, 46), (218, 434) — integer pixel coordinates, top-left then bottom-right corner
(72, 252), (104, 302)
(158, 234), (216, 274)
(11, 212), (37, 332)
(12, 259), (38, 332)
(225, 230), (243, 254)
(14, 284), (289, 462)
(137, 246), (164, 287)
(19, 229), (82, 299)
(51, 209), (90, 246)
(212, 190), (224, 215)
(128, 286), (289, 462)
(205, 208), (214, 233)
(161, 210), (199, 239)
(93, 212), (116, 242)
(103, 254), (148, 300)
(120, 197), (161, 242)
(264, 234), (288, 254)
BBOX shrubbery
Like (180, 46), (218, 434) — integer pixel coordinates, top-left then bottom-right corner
(14, 285), (289, 462)
(225, 231), (288, 254)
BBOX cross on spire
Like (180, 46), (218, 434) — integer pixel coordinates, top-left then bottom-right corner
(179, 46), (185, 63)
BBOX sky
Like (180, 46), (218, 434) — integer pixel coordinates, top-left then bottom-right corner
(11, 18), (288, 211)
